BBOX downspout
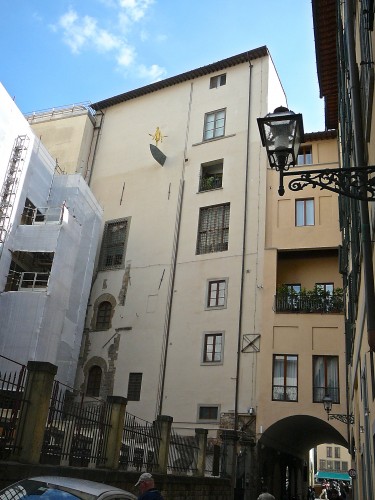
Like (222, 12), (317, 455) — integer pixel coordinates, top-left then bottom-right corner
(234, 58), (253, 445)
(344, 0), (375, 351)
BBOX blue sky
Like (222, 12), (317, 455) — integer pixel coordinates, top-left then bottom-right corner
(1, 1), (324, 132)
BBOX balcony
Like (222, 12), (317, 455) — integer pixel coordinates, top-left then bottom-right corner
(275, 288), (344, 314)
(199, 174), (223, 192)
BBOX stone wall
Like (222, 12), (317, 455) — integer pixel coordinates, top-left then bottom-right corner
(0, 463), (231, 500)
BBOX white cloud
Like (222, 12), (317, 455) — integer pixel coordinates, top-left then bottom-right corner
(54, 3), (166, 85)
(137, 63), (166, 82)
(118, 0), (154, 21)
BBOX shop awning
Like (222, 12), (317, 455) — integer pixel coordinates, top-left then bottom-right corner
(316, 471), (351, 481)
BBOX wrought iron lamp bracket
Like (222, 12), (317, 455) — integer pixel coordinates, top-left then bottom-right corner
(279, 166), (375, 201)
(329, 413), (355, 425)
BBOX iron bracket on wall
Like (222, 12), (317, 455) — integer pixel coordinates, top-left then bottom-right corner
(329, 413), (355, 425)
(278, 166), (375, 201)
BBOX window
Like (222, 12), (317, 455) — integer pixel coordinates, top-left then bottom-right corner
(326, 446), (332, 458)
(203, 333), (223, 363)
(203, 109), (226, 140)
(199, 160), (223, 192)
(86, 366), (102, 397)
(272, 355), (298, 401)
(99, 218), (129, 270)
(198, 405), (219, 421)
(319, 460), (326, 470)
(313, 355), (339, 403)
(210, 74), (226, 88)
(334, 446), (341, 458)
(342, 461), (348, 472)
(316, 283), (334, 295)
(207, 279), (227, 308)
(296, 199), (314, 226)
(326, 460), (333, 470)
(127, 372), (143, 401)
(297, 145), (312, 165)
(96, 301), (112, 330)
(196, 203), (230, 255)
(334, 461), (340, 471)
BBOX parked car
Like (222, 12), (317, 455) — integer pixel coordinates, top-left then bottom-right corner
(0, 476), (137, 500)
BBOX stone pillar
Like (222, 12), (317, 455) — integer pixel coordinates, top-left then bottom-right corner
(103, 396), (127, 469)
(14, 361), (57, 464)
(154, 415), (173, 474)
(194, 428), (208, 477)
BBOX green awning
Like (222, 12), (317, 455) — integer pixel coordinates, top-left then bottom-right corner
(316, 471), (351, 481)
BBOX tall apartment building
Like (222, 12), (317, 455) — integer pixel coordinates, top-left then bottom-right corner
(21, 46), (348, 499)
(0, 84), (102, 387)
(312, 1), (375, 498)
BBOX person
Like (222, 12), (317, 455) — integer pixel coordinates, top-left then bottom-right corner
(329, 488), (342, 499)
(135, 472), (164, 500)
(320, 481), (328, 499)
(257, 485), (276, 500)
(308, 485), (316, 499)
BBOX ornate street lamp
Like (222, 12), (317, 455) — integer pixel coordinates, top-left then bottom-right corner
(257, 107), (375, 201)
(322, 394), (354, 425)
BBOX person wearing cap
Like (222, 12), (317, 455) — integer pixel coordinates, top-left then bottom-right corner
(134, 473), (164, 500)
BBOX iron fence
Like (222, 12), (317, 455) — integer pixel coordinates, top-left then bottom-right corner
(167, 429), (198, 475)
(120, 412), (161, 472)
(0, 355), (28, 459)
(40, 381), (112, 467)
(204, 441), (221, 477)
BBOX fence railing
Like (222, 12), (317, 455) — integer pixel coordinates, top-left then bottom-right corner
(41, 381), (112, 467)
(0, 356), (28, 459)
(120, 412), (161, 472)
(167, 429), (199, 475)
(0, 357), (224, 477)
(275, 291), (344, 314)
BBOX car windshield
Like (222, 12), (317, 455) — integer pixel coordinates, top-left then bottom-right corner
(0, 480), (97, 500)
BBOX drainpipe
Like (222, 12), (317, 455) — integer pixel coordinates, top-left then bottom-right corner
(232, 58), (253, 495)
(344, 0), (375, 351)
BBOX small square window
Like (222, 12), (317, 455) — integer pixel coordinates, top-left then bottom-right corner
(199, 160), (223, 192)
(198, 405), (220, 421)
(210, 74), (226, 89)
(207, 279), (227, 309)
(203, 109), (226, 141)
(296, 199), (314, 226)
(127, 373), (143, 401)
(202, 333), (223, 363)
(297, 145), (312, 165)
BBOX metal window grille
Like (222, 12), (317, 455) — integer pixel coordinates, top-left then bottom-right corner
(99, 219), (128, 270)
(96, 301), (112, 330)
(127, 373), (142, 401)
(196, 203), (230, 255)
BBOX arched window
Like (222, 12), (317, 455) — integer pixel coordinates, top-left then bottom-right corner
(96, 301), (112, 330)
(86, 365), (102, 397)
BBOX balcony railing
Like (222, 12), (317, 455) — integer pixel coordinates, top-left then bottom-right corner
(313, 386), (340, 404)
(199, 174), (223, 192)
(275, 290), (344, 314)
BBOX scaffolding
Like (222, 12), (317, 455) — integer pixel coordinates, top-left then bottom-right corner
(0, 135), (30, 255)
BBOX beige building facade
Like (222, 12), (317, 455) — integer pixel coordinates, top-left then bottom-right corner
(22, 47), (350, 499)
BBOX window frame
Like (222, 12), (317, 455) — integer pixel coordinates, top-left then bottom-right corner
(202, 332), (224, 364)
(196, 203), (230, 255)
(199, 159), (224, 192)
(127, 372), (143, 401)
(197, 404), (220, 422)
(203, 109), (226, 141)
(272, 354), (298, 402)
(95, 301), (113, 330)
(99, 217), (130, 271)
(86, 365), (102, 397)
(295, 198), (315, 227)
(313, 355), (340, 403)
(206, 278), (228, 310)
(210, 74), (226, 89)
(297, 145), (313, 165)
